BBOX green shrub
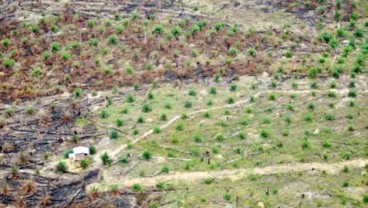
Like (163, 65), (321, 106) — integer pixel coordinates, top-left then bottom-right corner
(319, 32), (333, 43)
(284, 50), (293, 58)
(215, 133), (224, 141)
(304, 113), (313, 122)
(188, 89), (197, 96)
(2, 38), (10, 48)
(184, 100), (193, 108)
(56, 161), (67, 173)
(87, 19), (94, 28)
(260, 129), (269, 138)
(126, 65), (134, 75)
(227, 97), (235, 104)
(153, 126), (161, 134)
(342, 152), (352, 160)
(132, 183), (142, 192)
(142, 104), (152, 112)
(348, 90), (357, 97)
(80, 159), (89, 170)
(51, 42), (61, 53)
(209, 87), (217, 95)
(268, 93), (277, 101)
(171, 26), (182, 38)
(247, 48), (256, 57)
(100, 109), (108, 118)
(116, 118), (124, 127)
(161, 165), (169, 173)
(224, 192), (232, 201)
(101, 152), (112, 166)
(193, 134), (202, 143)
(89, 38), (98, 46)
(152, 24), (164, 34)
(238, 131), (246, 139)
(74, 87), (83, 98)
(354, 28), (364, 38)
(228, 47), (238, 56)
(160, 113), (167, 121)
(143, 150), (151, 160)
(61, 51), (70, 61)
(363, 195), (368, 204)
(3, 58), (15, 68)
(322, 140), (332, 148)
(176, 123), (184, 131)
(302, 140), (310, 149)
(89, 145), (96, 155)
(110, 130), (119, 139)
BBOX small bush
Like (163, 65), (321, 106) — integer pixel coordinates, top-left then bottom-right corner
(56, 161), (67, 173)
(354, 28), (364, 38)
(160, 113), (167, 121)
(304, 113), (313, 122)
(132, 183), (142, 192)
(188, 89), (197, 96)
(228, 47), (238, 56)
(101, 152), (112, 166)
(142, 104), (152, 113)
(230, 84), (237, 91)
(209, 87), (217, 95)
(238, 131), (246, 139)
(284, 50), (293, 58)
(100, 109), (108, 118)
(224, 192), (232, 201)
(193, 134), (202, 143)
(74, 88), (83, 98)
(143, 150), (151, 160)
(247, 48), (256, 57)
(268, 93), (277, 101)
(152, 24), (164, 34)
(363, 195), (368, 204)
(89, 145), (96, 155)
(184, 100), (193, 108)
(110, 130), (119, 139)
(348, 90), (357, 98)
(116, 118), (124, 127)
(215, 133), (224, 141)
(302, 140), (310, 149)
(227, 97), (235, 104)
(51, 42), (61, 53)
(325, 113), (335, 121)
(260, 129), (269, 138)
(322, 140), (332, 148)
(3, 58), (15, 68)
(80, 159), (89, 170)
(342, 152), (352, 160)
(161, 165), (169, 173)
(153, 126), (161, 134)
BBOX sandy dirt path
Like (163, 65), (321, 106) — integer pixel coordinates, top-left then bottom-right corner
(89, 159), (368, 190)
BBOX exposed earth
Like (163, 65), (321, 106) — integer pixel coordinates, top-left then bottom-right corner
(0, 0), (368, 207)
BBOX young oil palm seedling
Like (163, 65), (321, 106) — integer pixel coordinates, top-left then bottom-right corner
(56, 161), (67, 173)
(26, 105), (35, 116)
(101, 152), (112, 166)
(5, 106), (14, 118)
(3, 58), (15, 68)
(74, 87), (83, 98)
(110, 130), (119, 139)
(108, 35), (119, 45)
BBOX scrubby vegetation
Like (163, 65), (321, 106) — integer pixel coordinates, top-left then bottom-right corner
(0, 0), (367, 207)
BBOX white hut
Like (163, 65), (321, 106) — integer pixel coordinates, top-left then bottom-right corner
(68, 146), (89, 161)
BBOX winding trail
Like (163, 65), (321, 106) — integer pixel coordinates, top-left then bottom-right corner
(99, 88), (368, 163)
(89, 159), (368, 190)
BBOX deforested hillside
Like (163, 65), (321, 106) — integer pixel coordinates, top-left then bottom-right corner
(0, 0), (367, 207)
